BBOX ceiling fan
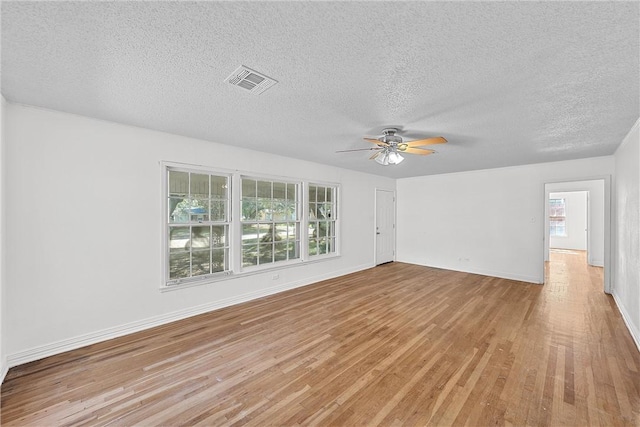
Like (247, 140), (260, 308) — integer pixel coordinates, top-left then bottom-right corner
(337, 128), (447, 165)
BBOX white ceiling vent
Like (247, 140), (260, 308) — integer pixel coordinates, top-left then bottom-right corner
(225, 65), (277, 95)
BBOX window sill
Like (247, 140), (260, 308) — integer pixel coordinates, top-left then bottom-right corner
(160, 254), (341, 292)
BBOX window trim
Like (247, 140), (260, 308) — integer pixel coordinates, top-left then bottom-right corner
(160, 162), (341, 290)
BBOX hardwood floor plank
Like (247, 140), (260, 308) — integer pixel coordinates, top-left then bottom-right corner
(2, 251), (638, 426)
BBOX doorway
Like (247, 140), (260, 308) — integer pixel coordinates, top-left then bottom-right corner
(543, 178), (610, 293)
(375, 189), (395, 265)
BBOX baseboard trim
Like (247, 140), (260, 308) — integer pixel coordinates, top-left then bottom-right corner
(0, 362), (8, 385)
(397, 258), (542, 284)
(612, 291), (640, 353)
(6, 263), (374, 370)
(588, 258), (604, 267)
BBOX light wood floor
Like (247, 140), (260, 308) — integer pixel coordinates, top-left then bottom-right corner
(1, 251), (638, 426)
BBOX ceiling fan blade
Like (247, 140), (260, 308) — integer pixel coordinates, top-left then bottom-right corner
(370, 151), (382, 160)
(364, 138), (389, 146)
(405, 136), (447, 147)
(335, 148), (378, 153)
(402, 147), (435, 155)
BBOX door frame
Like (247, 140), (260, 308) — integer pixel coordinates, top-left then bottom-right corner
(374, 188), (396, 265)
(542, 176), (611, 294)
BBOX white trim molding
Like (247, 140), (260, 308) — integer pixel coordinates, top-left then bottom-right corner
(612, 292), (640, 353)
(1, 364), (8, 385)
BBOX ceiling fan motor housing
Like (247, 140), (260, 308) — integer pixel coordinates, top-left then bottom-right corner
(381, 128), (403, 145)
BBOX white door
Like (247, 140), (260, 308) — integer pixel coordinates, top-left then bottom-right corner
(375, 189), (395, 265)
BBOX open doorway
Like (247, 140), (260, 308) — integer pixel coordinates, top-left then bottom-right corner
(544, 178), (610, 293)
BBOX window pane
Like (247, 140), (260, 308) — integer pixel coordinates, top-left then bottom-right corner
(169, 171), (189, 197)
(329, 237), (336, 253)
(316, 186), (326, 203)
(258, 223), (273, 242)
(242, 245), (257, 267)
(309, 185), (317, 203)
(259, 243), (273, 264)
(242, 179), (256, 197)
(318, 238), (328, 255)
(286, 183), (296, 201)
(273, 182), (286, 200)
(308, 239), (318, 256)
(274, 242), (287, 262)
(257, 180), (272, 198)
(211, 176), (227, 199)
(169, 252), (190, 279)
(190, 198), (209, 222)
(272, 200), (288, 220)
(212, 248), (227, 273)
(210, 200), (226, 221)
(191, 226), (210, 250)
(190, 174), (209, 198)
(318, 221), (328, 238)
(191, 250), (210, 276)
(211, 225), (227, 248)
(242, 199), (257, 220)
(308, 222), (317, 239)
(309, 203), (318, 220)
(169, 227), (190, 252)
(287, 202), (298, 221)
(257, 199), (272, 220)
(549, 199), (566, 218)
(242, 224), (258, 245)
(323, 203), (334, 220)
(169, 197), (189, 223)
(274, 222), (288, 242)
(326, 187), (333, 202)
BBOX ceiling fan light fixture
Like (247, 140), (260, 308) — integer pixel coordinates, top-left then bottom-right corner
(374, 149), (404, 166)
(388, 151), (404, 164)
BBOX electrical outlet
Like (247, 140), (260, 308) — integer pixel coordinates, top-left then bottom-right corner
(272, 274), (280, 280)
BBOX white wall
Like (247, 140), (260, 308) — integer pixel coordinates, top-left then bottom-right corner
(612, 119), (640, 350)
(546, 181), (605, 266)
(3, 104), (395, 365)
(0, 96), (6, 382)
(396, 157), (614, 284)
(548, 191), (587, 251)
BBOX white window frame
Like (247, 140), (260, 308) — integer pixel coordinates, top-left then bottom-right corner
(239, 175), (303, 273)
(307, 182), (340, 260)
(161, 162), (341, 290)
(162, 162), (233, 287)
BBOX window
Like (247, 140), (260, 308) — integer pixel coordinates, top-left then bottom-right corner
(162, 164), (340, 288)
(549, 198), (567, 237)
(241, 177), (300, 268)
(308, 184), (337, 257)
(166, 168), (230, 284)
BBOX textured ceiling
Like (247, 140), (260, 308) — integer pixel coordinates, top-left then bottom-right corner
(2, 1), (638, 178)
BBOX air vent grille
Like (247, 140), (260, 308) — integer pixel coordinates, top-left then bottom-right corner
(225, 66), (277, 95)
